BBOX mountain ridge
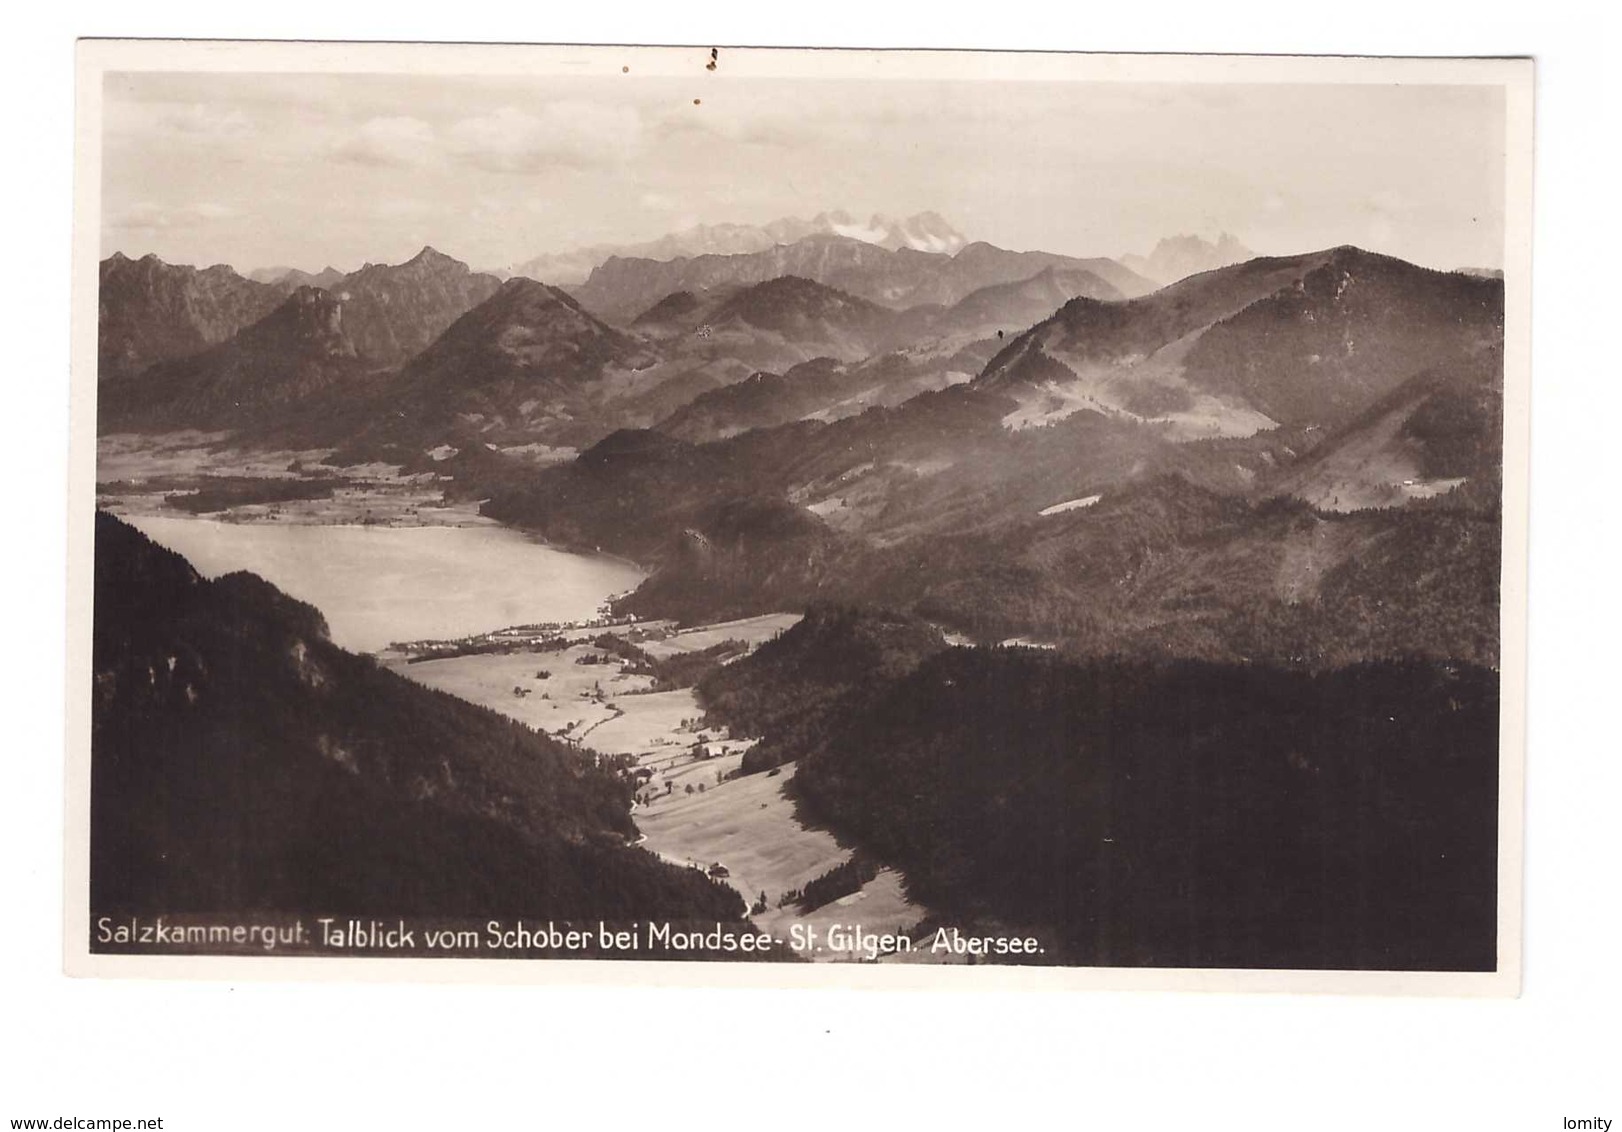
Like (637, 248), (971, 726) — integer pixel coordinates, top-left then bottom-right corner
(101, 285), (377, 430)
(571, 234), (1157, 324)
(99, 253), (286, 383)
(99, 246), (505, 386)
(1121, 232), (1255, 286)
(494, 210), (969, 284)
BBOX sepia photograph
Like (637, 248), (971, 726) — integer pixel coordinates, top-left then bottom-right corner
(67, 42), (1531, 990)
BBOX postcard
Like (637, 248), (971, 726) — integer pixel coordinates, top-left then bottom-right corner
(67, 41), (1532, 992)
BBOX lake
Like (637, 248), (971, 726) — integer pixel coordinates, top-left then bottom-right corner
(125, 516), (646, 653)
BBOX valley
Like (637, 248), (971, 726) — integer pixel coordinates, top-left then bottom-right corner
(382, 611), (930, 961)
(97, 433), (490, 528)
(90, 218), (1507, 968)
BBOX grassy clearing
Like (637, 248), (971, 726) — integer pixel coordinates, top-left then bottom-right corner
(97, 432), (486, 527)
(753, 867), (918, 957)
(389, 648), (650, 740)
(637, 614), (801, 659)
(584, 689), (702, 758)
(633, 764), (848, 906)
(392, 612), (924, 960)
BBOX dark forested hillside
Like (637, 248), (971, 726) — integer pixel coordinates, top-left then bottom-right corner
(486, 414), (1499, 668)
(856, 475), (1502, 667)
(697, 604), (949, 773)
(1272, 346), (1505, 511)
(90, 512), (743, 923)
(783, 647), (1499, 970)
(1182, 250), (1503, 428)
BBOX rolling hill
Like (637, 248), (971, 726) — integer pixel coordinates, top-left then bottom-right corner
(977, 246), (1503, 437)
(631, 275), (910, 372)
(1272, 347), (1505, 511)
(353, 277), (666, 451)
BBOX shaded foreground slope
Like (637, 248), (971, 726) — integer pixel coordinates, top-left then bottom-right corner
(714, 614), (1500, 970)
(90, 512), (743, 926)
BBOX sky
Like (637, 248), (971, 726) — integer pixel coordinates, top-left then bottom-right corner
(100, 69), (1508, 275)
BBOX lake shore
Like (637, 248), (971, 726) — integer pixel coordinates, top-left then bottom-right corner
(98, 432), (493, 528)
(99, 432), (930, 960)
(386, 613), (931, 962)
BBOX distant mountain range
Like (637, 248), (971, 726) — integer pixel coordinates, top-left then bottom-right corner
(571, 235), (1155, 323)
(99, 246), (502, 392)
(98, 226), (1244, 390)
(248, 264), (347, 289)
(492, 211), (970, 285)
(102, 286), (371, 430)
(97, 238), (1136, 447)
(1121, 232), (1254, 286)
(480, 245), (1504, 662)
(97, 239), (1504, 558)
(98, 252), (286, 384)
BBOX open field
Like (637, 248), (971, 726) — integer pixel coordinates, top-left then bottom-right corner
(105, 481), (488, 528)
(753, 867), (918, 957)
(98, 432), (487, 527)
(391, 640), (753, 760)
(634, 764), (922, 960)
(586, 690), (704, 759)
(637, 613), (801, 658)
(388, 647), (653, 741)
(99, 431), (322, 482)
(1038, 493), (1101, 516)
(390, 613), (924, 960)
(634, 765), (848, 906)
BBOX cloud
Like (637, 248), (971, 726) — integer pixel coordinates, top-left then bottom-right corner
(653, 103), (847, 150)
(107, 101), (255, 145)
(445, 103), (643, 173)
(372, 198), (436, 219)
(1368, 188), (1418, 214)
(109, 201), (239, 232)
(332, 116), (436, 168)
